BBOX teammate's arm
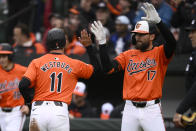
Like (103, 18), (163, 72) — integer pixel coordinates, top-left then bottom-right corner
(156, 22), (177, 58)
(19, 77), (32, 106)
(141, 3), (177, 58)
(90, 21), (122, 73)
(19, 60), (36, 106)
(79, 29), (102, 76)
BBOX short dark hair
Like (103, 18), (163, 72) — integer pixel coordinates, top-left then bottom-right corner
(46, 28), (66, 51)
(15, 23), (30, 38)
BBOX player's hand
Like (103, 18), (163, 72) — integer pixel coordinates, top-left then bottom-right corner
(78, 29), (92, 47)
(141, 2), (161, 24)
(20, 105), (29, 115)
(30, 118), (40, 131)
(173, 113), (185, 128)
(90, 21), (106, 45)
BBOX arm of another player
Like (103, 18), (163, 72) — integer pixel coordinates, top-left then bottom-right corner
(176, 82), (196, 114)
(79, 29), (102, 77)
(141, 2), (177, 58)
(19, 77), (32, 108)
(173, 82), (196, 127)
(90, 21), (122, 73)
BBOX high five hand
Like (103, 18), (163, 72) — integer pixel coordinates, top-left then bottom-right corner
(79, 29), (92, 47)
(141, 2), (161, 24)
(90, 21), (106, 45)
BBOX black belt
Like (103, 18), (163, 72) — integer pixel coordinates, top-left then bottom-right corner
(34, 101), (63, 107)
(132, 99), (160, 108)
(1, 108), (13, 112)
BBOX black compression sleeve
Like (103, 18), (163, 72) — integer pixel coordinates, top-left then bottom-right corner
(176, 82), (196, 114)
(19, 77), (32, 105)
(99, 44), (120, 73)
(86, 45), (102, 77)
(156, 21), (177, 58)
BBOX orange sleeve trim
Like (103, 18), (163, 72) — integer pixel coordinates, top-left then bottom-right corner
(107, 3), (121, 15)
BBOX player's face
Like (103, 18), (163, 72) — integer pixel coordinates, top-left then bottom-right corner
(189, 30), (196, 48)
(135, 33), (151, 51)
(0, 54), (9, 68)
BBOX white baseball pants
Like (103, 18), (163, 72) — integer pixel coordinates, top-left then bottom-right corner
(121, 100), (166, 131)
(0, 106), (26, 131)
(30, 101), (69, 131)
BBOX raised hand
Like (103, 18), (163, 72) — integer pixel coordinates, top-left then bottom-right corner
(90, 21), (106, 45)
(78, 29), (92, 47)
(141, 2), (161, 24)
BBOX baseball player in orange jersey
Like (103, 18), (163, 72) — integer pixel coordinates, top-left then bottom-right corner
(0, 43), (29, 131)
(84, 3), (177, 131)
(19, 28), (101, 131)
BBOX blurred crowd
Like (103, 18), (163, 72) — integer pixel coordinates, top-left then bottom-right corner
(0, 0), (196, 119)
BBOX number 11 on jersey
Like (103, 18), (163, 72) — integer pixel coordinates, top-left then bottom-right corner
(50, 72), (63, 93)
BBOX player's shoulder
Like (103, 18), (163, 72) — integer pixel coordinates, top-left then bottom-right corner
(14, 63), (27, 70)
(120, 49), (138, 56)
(14, 64), (27, 73)
(31, 54), (49, 63)
(153, 45), (164, 51)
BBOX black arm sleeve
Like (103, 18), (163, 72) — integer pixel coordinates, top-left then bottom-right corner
(176, 82), (196, 114)
(86, 45), (102, 77)
(99, 44), (121, 73)
(156, 21), (177, 58)
(19, 77), (32, 105)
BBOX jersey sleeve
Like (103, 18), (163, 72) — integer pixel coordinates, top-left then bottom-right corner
(76, 60), (94, 79)
(159, 45), (172, 65)
(114, 52), (126, 70)
(24, 60), (37, 83)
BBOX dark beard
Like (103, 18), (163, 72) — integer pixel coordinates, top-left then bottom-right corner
(135, 41), (150, 52)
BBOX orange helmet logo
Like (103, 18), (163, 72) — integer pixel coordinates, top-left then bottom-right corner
(136, 23), (141, 29)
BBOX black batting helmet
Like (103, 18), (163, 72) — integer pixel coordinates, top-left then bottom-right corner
(46, 28), (66, 51)
(0, 43), (14, 60)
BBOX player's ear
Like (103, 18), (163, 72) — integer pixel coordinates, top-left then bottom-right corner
(150, 34), (155, 41)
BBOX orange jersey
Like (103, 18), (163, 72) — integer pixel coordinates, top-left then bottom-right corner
(0, 64), (26, 107)
(115, 45), (171, 101)
(24, 53), (93, 104)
